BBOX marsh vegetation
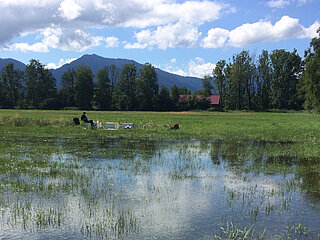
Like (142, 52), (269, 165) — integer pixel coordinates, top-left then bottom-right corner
(0, 110), (320, 239)
(0, 114), (320, 239)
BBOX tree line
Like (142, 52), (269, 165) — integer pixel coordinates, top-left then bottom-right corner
(0, 60), (200, 111)
(1, 28), (319, 112)
(204, 28), (320, 112)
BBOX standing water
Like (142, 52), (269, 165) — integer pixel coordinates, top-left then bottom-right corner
(0, 137), (319, 239)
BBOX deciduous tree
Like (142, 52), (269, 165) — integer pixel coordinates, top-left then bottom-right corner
(75, 66), (94, 109)
(300, 28), (320, 111)
(270, 49), (302, 110)
(0, 63), (23, 108)
(117, 64), (137, 110)
(136, 63), (159, 110)
(60, 69), (76, 107)
(95, 67), (112, 110)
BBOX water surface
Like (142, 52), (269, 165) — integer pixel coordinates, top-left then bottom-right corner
(0, 137), (319, 239)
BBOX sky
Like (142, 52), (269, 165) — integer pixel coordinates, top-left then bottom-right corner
(0, 0), (319, 78)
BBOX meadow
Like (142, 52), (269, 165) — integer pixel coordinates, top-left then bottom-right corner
(0, 109), (320, 239)
(0, 109), (320, 158)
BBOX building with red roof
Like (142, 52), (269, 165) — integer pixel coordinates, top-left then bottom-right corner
(179, 95), (220, 105)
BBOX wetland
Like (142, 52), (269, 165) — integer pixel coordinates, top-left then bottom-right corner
(0, 110), (320, 239)
(1, 136), (320, 239)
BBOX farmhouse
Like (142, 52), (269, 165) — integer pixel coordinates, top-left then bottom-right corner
(179, 95), (220, 106)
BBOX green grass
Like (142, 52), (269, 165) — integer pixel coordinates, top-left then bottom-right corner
(0, 122), (320, 239)
(0, 109), (319, 158)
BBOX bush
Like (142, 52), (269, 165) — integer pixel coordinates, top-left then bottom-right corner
(39, 98), (62, 110)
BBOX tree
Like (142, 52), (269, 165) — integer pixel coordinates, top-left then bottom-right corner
(201, 75), (214, 96)
(225, 51), (255, 110)
(95, 67), (112, 110)
(170, 84), (190, 110)
(107, 65), (120, 109)
(136, 63), (159, 110)
(0, 63), (23, 108)
(158, 85), (172, 111)
(116, 64), (137, 110)
(270, 49), (302, 110)
(24, 59), (57, 108)
(60, 69), (76, 107)
(75, 66), (94, 109)
(256, 50), (272, 110)
(213, 60), (227, 108)
(300, 27), (320, 111)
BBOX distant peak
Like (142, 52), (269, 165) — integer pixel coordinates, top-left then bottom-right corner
(82, 54), (100, 58)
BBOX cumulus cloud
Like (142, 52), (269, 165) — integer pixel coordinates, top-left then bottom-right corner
(0, 0), (231, 46)
(202, 28), (229, 48)
(7, 42), (49, 53)
(0, 0), (318, 53)
(267, 0), (311, 8)
(267, 0), (290, 8)
(125, 22), (201, 49)
(46, 57), (77, 69)
(188, 58), (216, 78)
(123, 1), (228, 28)
(58, 29), (104, 51)
(4, 26), (114, 52)
(105, 36), (119, 48)
(58, 0), (83, 21)
(123, 42), (148, 49)
(228, 16), (320, 47)
(203, 16), (320, 48)
(166, 58), (215, 78)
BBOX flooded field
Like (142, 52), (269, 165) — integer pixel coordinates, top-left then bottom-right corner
(0, 137), (319, 239)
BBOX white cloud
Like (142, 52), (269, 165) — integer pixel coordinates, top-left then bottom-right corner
(127, 22), (201, 49)
(228, 20), (274, 47)
(0, 0), (231, 46)
(105, 36), (119, 48)
(45, 57), (77, 69)
(123, 42), (148, 49)
(4, 26), (109, 52)
(171, 58), (176, 63)
(202, 28), (229, 48)
(58, 0), (83, 21)
(166, 68), (188, 77)
(267, 0), (290, 8)
(0, 0), (318, 53)
(6, 42), (49, 53)
(266, 0), (311, 8)
(202, 16), (320, 48)
(228, 16), (320, 47)
(188, 58), (215, 78)
(123, 1), (228, 28)
(166, 58), (215, 78)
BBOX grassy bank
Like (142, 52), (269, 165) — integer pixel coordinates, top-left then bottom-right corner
(0, 109), (319, 158)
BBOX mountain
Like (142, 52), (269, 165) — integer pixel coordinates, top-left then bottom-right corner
(51, 54), (202, 92)
(0, 55), (202, 92)
(0, 58), (26, 71)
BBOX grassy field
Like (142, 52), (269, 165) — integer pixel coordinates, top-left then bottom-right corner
(0, 109), (319, 158)
(1, 109), (320, 239)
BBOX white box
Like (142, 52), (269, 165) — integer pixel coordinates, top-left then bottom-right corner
(96, 121), (102, 129)
(121, 123), (134, 129)
(105, 122), (119, 130)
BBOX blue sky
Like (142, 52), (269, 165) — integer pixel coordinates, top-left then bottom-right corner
(0, 0), (319, 78)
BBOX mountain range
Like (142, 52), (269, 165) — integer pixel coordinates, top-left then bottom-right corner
(0, 54), (202, 92)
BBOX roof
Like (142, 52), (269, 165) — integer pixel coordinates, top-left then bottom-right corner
(179, 95), (220, 105)
(206, 95), (220, 105)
